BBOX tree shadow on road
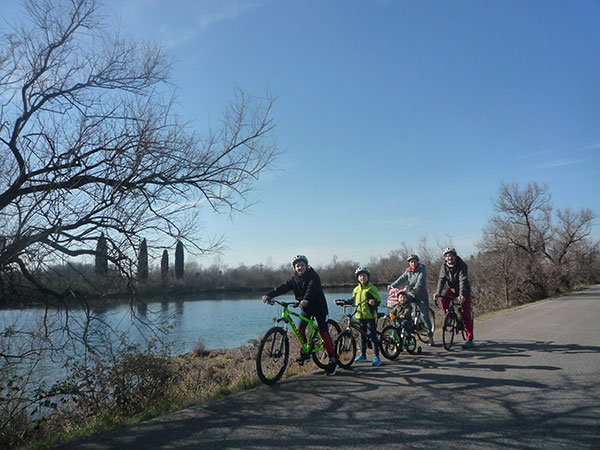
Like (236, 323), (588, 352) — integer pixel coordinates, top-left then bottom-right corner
(59, 338), (600, 449)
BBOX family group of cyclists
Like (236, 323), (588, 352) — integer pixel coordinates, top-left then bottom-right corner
(261, 247), (474, 376)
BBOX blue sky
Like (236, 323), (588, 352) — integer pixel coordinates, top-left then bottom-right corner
(7, 0), (600, 268)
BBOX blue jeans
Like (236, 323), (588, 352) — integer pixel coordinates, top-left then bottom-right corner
(414, 297), (433, 337)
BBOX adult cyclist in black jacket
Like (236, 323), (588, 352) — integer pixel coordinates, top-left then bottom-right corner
(433, 247), (475, 348)
(262, 255), (338, 375)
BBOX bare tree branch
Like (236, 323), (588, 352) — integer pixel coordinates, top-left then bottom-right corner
(0, 0), (278, 299)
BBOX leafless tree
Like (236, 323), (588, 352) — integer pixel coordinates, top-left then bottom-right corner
(0, 0), (278, 300)
(478, 181), (597, 299)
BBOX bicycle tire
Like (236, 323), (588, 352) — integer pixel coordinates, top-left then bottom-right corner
(377, 315), (393, 332)
(442, 313), (456, 351)
(460, 308), (474, 341)
(335, 330), (356, 369)
(404, 333), (417, 354)
(413, 306), (436, 344)
(380, 325), (401, 360)
(310, 319), (341, 369)
(256, 327), (289, 385)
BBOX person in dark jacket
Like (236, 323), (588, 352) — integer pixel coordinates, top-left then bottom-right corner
(262, 255), (338, 375)
(433, 247), (474, 348)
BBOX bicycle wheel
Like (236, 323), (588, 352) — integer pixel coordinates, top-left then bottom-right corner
(380, 325), (401, 360)
(414, 306), (436, 344)
(413, 315), (429, 344)
(442, 313), (456, 351)
(429, 307), (436, 334)
(404, 333), (417, 354)
(335, 330), (356, 369)
(377, 313), (392, 332)
(460, 307), (474, 341)
(310, 319), (341, 369)
(256, 327), (289, 385)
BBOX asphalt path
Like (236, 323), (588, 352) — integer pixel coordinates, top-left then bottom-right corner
(60, 286), (600, 449)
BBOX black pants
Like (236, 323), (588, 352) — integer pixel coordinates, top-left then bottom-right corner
(358, 318), (379, 357)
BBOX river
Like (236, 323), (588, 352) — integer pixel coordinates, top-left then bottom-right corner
(1, 289), (392, 357)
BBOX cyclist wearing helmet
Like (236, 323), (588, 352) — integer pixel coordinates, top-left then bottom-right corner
(262, 255), (338, 375)
(334, 266), (382, 366)
(388, 254), (434, 345)
(433, 248), (474, 348)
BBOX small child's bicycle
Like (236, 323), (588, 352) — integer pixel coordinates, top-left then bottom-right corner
(256, 299), (341, 385)
(380, 320), (422, 358)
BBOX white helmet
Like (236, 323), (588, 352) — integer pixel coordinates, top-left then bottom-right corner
(291, 254), (308, 267)
(443, 247), (457, 256)
(355, 266), (371, 278)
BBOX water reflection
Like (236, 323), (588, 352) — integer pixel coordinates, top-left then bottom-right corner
(1, 289), (389, 354)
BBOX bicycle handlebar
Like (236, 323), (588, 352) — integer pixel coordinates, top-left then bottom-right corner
(436, 294), (459, 301)
(265, 298), (300, 308)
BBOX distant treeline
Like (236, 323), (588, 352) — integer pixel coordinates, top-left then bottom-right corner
(2, 183), (599, 316)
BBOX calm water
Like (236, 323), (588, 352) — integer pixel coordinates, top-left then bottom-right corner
(102, 290), (388, 353)
(1, 290), (391, 357)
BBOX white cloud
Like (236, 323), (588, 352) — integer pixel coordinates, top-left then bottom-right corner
(536, 157), (592, 169)
(113, 0), (268, 49)
(582, 141), (600, 151)
(369, 218), (420, 227)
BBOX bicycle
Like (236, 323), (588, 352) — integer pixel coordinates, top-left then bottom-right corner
(439, 295), (472, 350)
(379, 318), (422, 358)
(378, 302), (436, 344)
(256, 299), (341, 385)
(333, 300), (401, 369)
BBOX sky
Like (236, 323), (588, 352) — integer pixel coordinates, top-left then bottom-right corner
(5, 0), (600, 269)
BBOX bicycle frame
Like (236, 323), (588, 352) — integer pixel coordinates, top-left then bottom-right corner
(441, 296), (464, 324)
(339, 302), (381, 342)
(271, 300), (325, 355)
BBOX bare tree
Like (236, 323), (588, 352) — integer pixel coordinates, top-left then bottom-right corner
(478, 181), (597, 299)
(0, 0), (277, 299)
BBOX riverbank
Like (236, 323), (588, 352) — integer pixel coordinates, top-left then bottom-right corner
(7, 285), (594, 449)
(10, 338), (317, 449)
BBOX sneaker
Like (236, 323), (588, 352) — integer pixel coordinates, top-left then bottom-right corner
(429, 336), (435, 346)
(462, 340), (474, 349)
(354, 354), (367, 362)
(295, 353), (310, 365)
(372, 356), (381, 366)
(326, 361), (339, 376)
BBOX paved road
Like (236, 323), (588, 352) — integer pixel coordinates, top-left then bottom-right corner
(61, 287), (600, 449)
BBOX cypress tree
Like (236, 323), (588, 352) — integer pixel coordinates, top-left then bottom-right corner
(175, 241), (184, 279)
(138, 238), (148, 280)
(161, 249), (169, 281)
(95, 233), (108, 275)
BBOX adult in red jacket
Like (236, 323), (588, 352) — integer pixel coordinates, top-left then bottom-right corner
(433, 247), (475, 348)
(262, 255), (337, 375)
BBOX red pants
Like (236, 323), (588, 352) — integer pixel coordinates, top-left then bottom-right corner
(440, 289), (474, 341)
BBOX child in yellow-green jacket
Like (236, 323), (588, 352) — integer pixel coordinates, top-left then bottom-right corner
(335, 266), (382, 366)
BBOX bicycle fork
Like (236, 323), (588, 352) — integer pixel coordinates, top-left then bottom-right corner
(269, 319), (289, 358)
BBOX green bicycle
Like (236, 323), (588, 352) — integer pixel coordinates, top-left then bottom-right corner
(256, 299), (341, 385)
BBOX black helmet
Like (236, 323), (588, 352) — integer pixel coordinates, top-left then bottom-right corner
(291, 254), (308, 267)
(355, 266), (370, 278)
(407, 254), (419, 262)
